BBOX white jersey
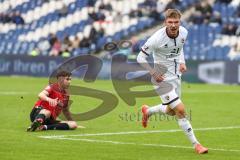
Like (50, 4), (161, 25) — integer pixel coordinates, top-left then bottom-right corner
(141, 26), (188, 81)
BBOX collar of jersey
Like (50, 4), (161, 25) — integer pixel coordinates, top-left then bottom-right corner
(165, 28), (179, 39)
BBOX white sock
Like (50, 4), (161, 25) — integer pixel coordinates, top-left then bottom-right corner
(147, 104), (167, 116)
(178, 118), (199, 147)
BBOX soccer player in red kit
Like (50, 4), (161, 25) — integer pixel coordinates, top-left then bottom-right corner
(27, 71), (77, 131)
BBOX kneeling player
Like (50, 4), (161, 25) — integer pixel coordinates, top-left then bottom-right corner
(27, 71), (77, 131)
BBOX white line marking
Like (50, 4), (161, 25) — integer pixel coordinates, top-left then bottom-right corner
(0, 91), (31, 95)
(77, 125), (86, 129)
(39, 125), (240, 139)
(48, 137), (240, 152)
(183, 90), (240, 93)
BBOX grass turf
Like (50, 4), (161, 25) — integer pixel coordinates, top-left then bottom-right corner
(0, 76), (240, 160)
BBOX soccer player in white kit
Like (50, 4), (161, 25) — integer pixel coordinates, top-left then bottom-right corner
(137, 9), (208, 154)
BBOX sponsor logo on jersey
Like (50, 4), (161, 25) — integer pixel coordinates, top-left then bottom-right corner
(165, 95), (170, 101)
(170, 48), (176, 53)
(143, 45), (149, 51)
(166, 54), (178, 58)
(181, 38), (185, 43)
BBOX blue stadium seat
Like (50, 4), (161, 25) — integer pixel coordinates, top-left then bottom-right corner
(13, 0), (44, 14)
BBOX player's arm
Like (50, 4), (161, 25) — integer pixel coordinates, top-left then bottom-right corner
(179, 48), (187, 73)
(62, 105), (73, 121)
(38, 89), (58, 106)
(137, 32), (165, 82)
(179, 28), (188, 73)
(137, 51), (164, 82)
(137, 51), (155, 75)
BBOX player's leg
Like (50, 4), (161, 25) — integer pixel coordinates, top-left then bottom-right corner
(165, 79), (208, 153)
(162, 87), (208, 154)
(173, 102), (208, 154)
(145, 76), (208, 153)
(149, 105), (176, 118)
(147, 104), (175, 116)
(42, 120), (78, 130)
(141, 82), (177, 128)
(173, 102), (199, 145)
(148, 82), (177, 116)
(35, 109), (51, 122)
(141, 104), (175, 127)
(27, 107), (51, 132)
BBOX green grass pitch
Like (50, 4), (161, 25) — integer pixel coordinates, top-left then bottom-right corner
(0, 76), (240, 160)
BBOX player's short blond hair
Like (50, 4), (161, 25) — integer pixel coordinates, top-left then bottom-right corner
(165, 9), (181, 19)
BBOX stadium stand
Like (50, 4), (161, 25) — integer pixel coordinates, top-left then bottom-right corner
(132, 0), (240, 60)
(0, 0), (239, 60)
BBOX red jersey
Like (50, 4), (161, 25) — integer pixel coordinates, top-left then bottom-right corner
(34, 83), (69, 120)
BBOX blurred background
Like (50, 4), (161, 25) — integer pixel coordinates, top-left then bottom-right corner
(0, 0), (239, 84)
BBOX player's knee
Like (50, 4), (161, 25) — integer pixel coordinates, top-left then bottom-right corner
(168, 110), (176, 116)
(175, 107), (186, 118)
(40, 109), (51, 117)
(176, 109), (185, 116)
(166, 107), (176, 116)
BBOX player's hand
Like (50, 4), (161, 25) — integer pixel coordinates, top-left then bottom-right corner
(47, 98), (58, 106)
(151, 71), (165, 83)
(57, 100), (64, 108)
(179, 63), (187, 73)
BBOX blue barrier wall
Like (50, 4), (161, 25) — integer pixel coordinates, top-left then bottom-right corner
(0, 55), (240, 84)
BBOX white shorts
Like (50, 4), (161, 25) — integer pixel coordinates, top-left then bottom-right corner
(152, 78), (182, 109)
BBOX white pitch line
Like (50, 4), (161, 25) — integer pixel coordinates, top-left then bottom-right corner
(183, 90), (240, 93)
(0, 91), (31, 95)
(48, 137), (240, 153)
(39, 125), (240, 139)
